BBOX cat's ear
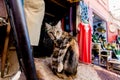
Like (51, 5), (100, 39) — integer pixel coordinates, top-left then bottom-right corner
(45, 23), (51, 30)
(55, 21), (61, 28)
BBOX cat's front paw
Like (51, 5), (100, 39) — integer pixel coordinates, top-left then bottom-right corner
(57, 62), (63, 72)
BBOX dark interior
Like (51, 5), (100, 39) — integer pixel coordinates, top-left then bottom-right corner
(44, 0), (72, 25)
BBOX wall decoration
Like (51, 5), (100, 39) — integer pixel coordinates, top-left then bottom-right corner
(93, 22), (106, 41)
(80, 1), (89, 22)
(109, 24), (116, 33)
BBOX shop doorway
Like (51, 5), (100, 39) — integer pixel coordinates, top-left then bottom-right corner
(92, 13), (107, 65)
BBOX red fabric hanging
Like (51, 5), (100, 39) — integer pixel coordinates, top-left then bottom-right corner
(78, 22), (92, 63)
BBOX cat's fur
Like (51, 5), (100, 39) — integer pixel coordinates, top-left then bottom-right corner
(45, 21), (79, 78)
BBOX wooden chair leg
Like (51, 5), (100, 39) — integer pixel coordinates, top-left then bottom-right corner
(1, 23), (11, 77)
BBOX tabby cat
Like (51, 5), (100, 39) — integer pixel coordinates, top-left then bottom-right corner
(45, 21), (79, 78)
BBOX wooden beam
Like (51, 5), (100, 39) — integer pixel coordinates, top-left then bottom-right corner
(50, 0), (67, 8)
(1, 22), (11, 77)
(67, 0), (81, 3)
(45, 12), (55, 17)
